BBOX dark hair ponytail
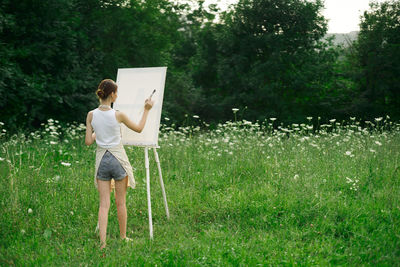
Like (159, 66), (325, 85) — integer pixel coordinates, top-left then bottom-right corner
(96, 79), (118, 100)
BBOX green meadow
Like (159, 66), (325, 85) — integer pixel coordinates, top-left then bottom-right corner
(1, 117), (399, 265)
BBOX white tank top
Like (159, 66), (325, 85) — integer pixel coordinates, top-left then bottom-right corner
(91, 108), (121, 148)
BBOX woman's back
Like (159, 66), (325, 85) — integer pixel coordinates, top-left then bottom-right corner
(91, 108), (121, 148)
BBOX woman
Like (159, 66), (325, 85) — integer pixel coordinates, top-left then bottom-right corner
(85, 79), (153, 249)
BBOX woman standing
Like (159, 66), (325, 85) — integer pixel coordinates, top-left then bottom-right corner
(85, 79), (153, 249)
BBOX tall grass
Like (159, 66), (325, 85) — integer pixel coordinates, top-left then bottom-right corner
(0, 117), (399, 265)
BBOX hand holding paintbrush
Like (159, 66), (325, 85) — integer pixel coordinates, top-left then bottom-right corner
(144, 89), (155, 110)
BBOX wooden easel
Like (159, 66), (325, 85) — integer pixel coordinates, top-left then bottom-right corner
(143, 146), (170, 239)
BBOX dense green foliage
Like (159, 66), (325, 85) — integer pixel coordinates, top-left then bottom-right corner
(0, 0), (399, 132)
(0, 0), (180, 131)
(1, 118), (399, 264)
(356, 0), (400, 117)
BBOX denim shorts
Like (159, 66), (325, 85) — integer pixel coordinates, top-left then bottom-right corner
(97, 150), (127, 181)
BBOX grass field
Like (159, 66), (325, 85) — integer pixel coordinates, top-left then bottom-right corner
(0, 117), (399, 265)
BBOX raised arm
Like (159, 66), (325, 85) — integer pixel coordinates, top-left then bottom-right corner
(118, 99), (154, 133)
(85, 111), (96, 146)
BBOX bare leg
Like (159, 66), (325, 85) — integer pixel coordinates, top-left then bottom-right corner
(115, 176), (128, 239)
(97, 179), (111, 249)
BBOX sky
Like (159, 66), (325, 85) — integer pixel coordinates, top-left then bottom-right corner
(200, 0), (386, 33)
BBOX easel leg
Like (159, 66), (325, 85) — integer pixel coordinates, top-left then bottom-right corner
(144, 148), (153, 240)
(153, 148), (170, 219)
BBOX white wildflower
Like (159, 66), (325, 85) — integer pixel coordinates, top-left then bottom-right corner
(232, 108), (239, 113)
(61, 162), (71, 167)
(269, 118), (277, 121)
(28, 208), (33, 214)
(306, 117), (312, 121)
(50, 141), (58, 145)
(345, 151), (352, 156)
(293, 174), (299, 180)
(21, 229), (25, 234)
(375, 141), (382, 146)
(329, 119), (336, 123)
(193, 115), (199, 119)
(0, 157), (4, 161)
(310, 142), (319, 148)
(370, 149), (376, 153)
(375, 117), (383, 122)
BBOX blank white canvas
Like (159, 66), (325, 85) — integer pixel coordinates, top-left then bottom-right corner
(114, 67), (167, 147)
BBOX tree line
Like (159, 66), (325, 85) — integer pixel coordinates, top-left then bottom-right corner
(0, 0), (399, 133)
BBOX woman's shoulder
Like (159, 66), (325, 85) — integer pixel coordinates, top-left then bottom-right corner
(86, 109), (97, 119)
(115, 110), (125, 123)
